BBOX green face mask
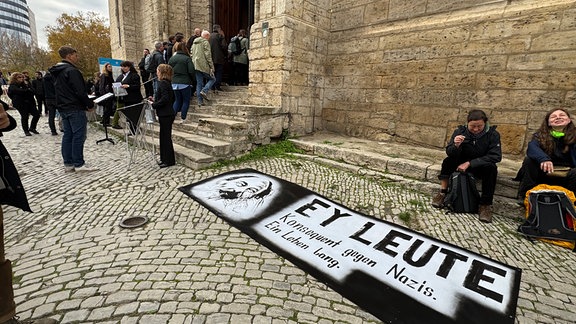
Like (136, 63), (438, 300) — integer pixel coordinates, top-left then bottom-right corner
(551, 130), (565, 138)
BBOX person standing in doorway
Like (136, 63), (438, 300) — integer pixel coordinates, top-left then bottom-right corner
(48, 46), (97, 172)
(232, 29), (249, 86)
(209, 24), (227, 92)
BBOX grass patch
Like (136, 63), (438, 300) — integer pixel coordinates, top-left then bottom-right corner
(208, 140), (304, 169)
(398, 211), (412, 224)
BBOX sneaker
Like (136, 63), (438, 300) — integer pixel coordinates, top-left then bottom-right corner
(200, 91), (210, 101)
(431, 192), (445, 208)
(75, 164), (98, 172)
(29, 129), (39, 134)
(64, 165), (75, 172)
(478, 204), (493, 223)
(24, 132), (32, 136)
(181, 118), (190, 124)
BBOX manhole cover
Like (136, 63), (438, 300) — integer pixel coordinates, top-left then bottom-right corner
(119, 216), (149, 229)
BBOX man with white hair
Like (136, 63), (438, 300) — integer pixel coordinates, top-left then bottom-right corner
(191, 30), (216, 107)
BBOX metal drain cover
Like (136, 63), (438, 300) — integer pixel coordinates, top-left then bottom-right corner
(119, 216), (149, 229)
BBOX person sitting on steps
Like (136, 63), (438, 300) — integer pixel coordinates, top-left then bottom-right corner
(514, 108), (576, 202)
(431, 109), (502, 223)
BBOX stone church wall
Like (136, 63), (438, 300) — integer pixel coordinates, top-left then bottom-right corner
(321, 0), (576, 155)
(108, 0), (576, 156)
(109, 0), (210, 63)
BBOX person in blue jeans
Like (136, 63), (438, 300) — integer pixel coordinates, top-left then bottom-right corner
(168, 41), (195, 123)
(191, 30), (216, 107)
(48, 46), (97, 173)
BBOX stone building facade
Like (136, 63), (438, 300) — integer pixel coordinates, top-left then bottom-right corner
(109, 0), (576, 156)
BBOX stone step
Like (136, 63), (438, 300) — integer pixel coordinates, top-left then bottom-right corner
(147, 124), (245, 158)
(176, 114), (252, 143)
(290, 131), (523, 199)
(104, 126), (218, 169)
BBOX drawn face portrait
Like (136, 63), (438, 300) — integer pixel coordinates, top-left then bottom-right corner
(216, 175), (272, 200)
(190, 172), (280, 221)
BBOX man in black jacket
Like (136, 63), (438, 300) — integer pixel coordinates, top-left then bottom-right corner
(146, 42), (166, 94)
(31, 72), (46, 115)
(48, 46), (96, 173)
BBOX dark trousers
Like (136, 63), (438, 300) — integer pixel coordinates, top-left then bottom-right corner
(142, 72), (153, 98)
(158, 115), (175, 165)
(46, 98), (57, 134)
(517, 157), (576, 198)
(101, 99), (115, 126)
(16, 105), (40, 133)
(439, 156), (498, 205)
(233, 62), (248, 85)
(212, 63), (224, 90)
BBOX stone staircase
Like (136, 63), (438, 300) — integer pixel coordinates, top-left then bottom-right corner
(107, 85), (289, 169)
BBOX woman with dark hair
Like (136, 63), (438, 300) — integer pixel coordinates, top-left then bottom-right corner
(7, 72), (39, 136)
(516, 108), (576, 200)
(431, 109), (502, 223)
(112, 61), (142, 131)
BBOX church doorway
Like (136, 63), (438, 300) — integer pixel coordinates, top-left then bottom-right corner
(213, 0), (254, 85)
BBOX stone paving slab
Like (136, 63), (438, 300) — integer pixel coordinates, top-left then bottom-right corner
(1, 119), (575, 323)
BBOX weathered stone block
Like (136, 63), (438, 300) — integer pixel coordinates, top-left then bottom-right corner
(497, 124), (527, 155)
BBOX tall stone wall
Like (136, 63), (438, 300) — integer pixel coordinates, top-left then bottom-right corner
(108, 0), (576, 156)
(248, 0), (331, 134)
(323, 0), (576, 155)
(109, 0), (210, 65)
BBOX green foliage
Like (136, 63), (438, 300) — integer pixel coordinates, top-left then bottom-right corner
(0, 32), (52, 74)
(398, 211), (412, 223)
(46, 11), (111, 77)
(209, 140), (304, 169)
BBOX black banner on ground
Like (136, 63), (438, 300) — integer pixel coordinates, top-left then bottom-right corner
(179, 169), (521, 324)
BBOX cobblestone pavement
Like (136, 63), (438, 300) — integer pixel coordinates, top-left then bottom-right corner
(2, 120), (576, 324)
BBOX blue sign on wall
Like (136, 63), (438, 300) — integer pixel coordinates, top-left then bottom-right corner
(98, 57), (123, 80)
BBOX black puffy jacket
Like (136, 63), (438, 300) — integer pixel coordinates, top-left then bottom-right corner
(48, 61), (93, 111)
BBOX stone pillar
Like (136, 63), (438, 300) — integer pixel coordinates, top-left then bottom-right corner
(249, 0), (331, 135)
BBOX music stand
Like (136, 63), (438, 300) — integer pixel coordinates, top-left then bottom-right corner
(117, 101), (156, 169)
(95, 92), (115, 145)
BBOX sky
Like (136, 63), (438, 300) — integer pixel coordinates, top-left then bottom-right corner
(26, 0), (109, 49)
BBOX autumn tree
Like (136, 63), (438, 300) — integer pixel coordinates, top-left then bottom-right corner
(46, 11), (110, 78)
(0, 32), (51, 74)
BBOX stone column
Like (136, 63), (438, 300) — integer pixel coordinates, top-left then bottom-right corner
(249, 0), (331, 135)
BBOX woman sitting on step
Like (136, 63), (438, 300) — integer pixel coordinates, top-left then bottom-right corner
(431, 109), (502, 223)
(515, 108), (576, 201)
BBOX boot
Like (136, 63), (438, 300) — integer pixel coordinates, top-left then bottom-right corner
(478, 204), (493, 223)
(431, 191), (446, 208)
(0, 260), (16, 323)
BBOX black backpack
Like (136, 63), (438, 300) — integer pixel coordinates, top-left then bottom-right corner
(232, 36), (243, 56)
(443, 172), (480, 213)
(518, 189), (576, 251)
